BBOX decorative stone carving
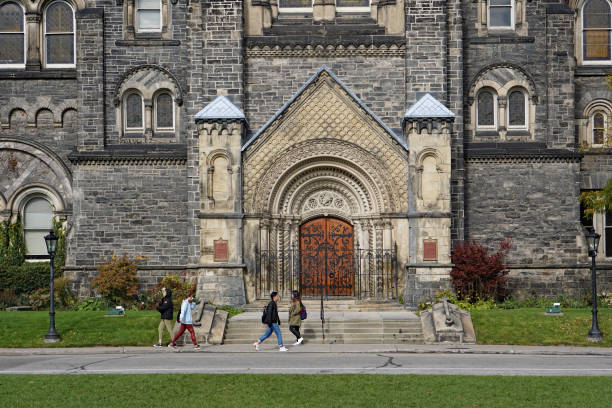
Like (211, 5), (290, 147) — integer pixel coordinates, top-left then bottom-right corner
(243, 70), (408, 215)
(420, 298), (476, 344)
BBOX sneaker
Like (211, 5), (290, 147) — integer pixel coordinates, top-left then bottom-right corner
(193, 344), (200, 350)
(293, 337), (303, 346)
(253, 342), (260, 351)
(279, 346), (288, 352)
(168, 343), (177, 349)
(153, 342), (163, 348)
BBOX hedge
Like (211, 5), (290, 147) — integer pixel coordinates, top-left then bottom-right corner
(0, 263), (52, 294)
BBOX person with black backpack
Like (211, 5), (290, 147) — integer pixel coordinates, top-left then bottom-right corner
(153, 288), (173, 347)
(253, 291), (287, 352)
(288, 290), (305, 346)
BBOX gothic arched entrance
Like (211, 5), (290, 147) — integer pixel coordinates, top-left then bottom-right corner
(300, 217), (354, 297)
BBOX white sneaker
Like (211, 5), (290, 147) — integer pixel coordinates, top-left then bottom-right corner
(297, 337), (303, 345)
(253, 342), (260, 351)
(279, 346), (288, 352)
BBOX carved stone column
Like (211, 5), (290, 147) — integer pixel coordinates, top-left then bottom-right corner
(144, 99), (153, 141)
(25, 13), (41, 71)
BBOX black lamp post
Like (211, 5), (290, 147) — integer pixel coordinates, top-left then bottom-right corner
(585, 227), (603, 342)
(44, 230), (61, 343)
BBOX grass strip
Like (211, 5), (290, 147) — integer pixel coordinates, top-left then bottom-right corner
(0, 374), (610, 408)
(0, 308), (610, 348)
(471, 308), (612, 347)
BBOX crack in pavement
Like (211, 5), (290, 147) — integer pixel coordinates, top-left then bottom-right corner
(376, 354), (402, 369)
(67, 354), (136, 373)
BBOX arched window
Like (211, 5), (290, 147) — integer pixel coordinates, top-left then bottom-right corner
(0, 2), (25, 67)
(477, 89), (497, 129)
(44, 1), (75, 67)
(124, 92), (144, 131)
(154, 92), (174, 131)
(136, 0), (162, 32)
(488, 0), (514, 29)
(592, 110), (607, 145)
(23, 197), (53, 257)
(508, 89), (528, 129)
(583, 0), (612, 62)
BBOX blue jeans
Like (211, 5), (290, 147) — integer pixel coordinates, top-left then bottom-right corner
(259, 323), (283, 346)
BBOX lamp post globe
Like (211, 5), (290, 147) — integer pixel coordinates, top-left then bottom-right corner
(585, 228), (603, 342)
(44, 230), (61, 343)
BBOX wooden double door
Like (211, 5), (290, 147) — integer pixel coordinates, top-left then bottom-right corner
(299, 217), (354, 297)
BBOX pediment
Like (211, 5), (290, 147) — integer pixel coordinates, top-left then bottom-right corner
(241, 66), (409, 214)
(242, 65), (407, 156)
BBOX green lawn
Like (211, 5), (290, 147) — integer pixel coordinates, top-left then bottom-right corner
(471, 308), (612, 347)
(0, 311), (162, 348)
(0, 308), (611, 348)
(0, 374), (610, 408)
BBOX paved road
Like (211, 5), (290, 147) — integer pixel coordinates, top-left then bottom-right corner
(1, 350), (611, 376)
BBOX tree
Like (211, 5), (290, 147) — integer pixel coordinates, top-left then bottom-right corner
(579, 177), (612, 220)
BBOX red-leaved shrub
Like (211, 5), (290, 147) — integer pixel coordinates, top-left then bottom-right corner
(450, 238), (512, 301)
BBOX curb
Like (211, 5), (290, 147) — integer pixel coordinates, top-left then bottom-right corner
(1, 344), (612, 357)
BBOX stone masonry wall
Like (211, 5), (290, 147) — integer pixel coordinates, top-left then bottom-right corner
(245, 57), (406, 132)
(70, 164), (189, 266)
(465, 160), (584, 265)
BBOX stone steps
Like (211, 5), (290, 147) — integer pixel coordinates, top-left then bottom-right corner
(224, 310), (424, 344)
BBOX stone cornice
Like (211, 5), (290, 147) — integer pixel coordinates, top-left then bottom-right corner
(465, 143), (583, 163)
(245, 35), (406, 58)
(246, 43), (406, 58)
(68, 145), (187, 165)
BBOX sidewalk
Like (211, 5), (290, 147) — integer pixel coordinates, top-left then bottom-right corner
(2, 343), (612, 356)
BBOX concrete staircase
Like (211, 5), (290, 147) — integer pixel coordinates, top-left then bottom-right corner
(224, 300), (424, 345)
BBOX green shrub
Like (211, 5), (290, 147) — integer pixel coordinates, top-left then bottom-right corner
(29, 277), (75, 310)
(0, 290), (29, 309)
(52, 217), (66, 272)
(92, 255), (139, 305)
(73, 297), (111, 311)
(154, 273), (196, 310)
(417, 289), (498, 311)
(0, 262), (51, 294)
(214, 305), (244, 318)
(7, 216), (26, 266)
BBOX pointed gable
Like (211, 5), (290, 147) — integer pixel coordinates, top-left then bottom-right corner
(404, 93), (455, 119)
(242, 65), (407, 152)
(195, 95), (247, 123)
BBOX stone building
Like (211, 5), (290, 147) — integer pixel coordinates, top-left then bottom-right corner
(0, 0), (610, 306)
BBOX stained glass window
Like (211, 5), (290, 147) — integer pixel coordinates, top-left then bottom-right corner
(279, 0), (311, 6)
(489, 0), (513, 28)
(137, 0), (161, 32)
(508, 90), (526, 127)
(477, 90), (495, 127)
(0, 2), (25, 65)
(593, 111), (606, 144)
(583, 0), (611, 60)
(45, 1), (74, 66)
(125, 93), (143, 130)
(155, 93), (174, 130)
(337, 0), (370, 7)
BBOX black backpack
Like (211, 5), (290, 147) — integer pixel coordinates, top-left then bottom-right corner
(261, 305), (267, 324)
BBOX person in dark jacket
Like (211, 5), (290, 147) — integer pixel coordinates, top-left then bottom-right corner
(253, 291), (287, 351)
(153, 288), (174, 347)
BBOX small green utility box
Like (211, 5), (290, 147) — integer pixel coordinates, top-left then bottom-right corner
(105, 306), (125, 317)
(545, 303), (562, 315)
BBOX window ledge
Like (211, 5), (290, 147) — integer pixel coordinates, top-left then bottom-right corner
(575, 66), (611, 76)
(0, 69), (77, 79)
(115, 39), (180, 47)
(469, 36), (535, 44)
